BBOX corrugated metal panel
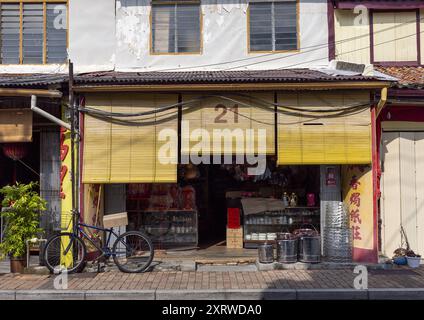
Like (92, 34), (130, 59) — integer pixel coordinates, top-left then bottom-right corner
(381, 131), (424, 257)
(416, 133), (424, 256)
(399, 132), (417, 251)
(39, 129), (61, 236)
(381, 132), (402, 257)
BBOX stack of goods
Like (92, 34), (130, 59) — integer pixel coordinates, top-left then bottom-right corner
(226, 227), (243, 249)
(323, 202), (352, 263)
(226, 194), (242, 248)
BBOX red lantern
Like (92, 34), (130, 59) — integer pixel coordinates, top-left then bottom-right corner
(2, 143), (28, 161)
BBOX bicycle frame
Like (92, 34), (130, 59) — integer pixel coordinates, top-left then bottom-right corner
(62, 219), (125, 262)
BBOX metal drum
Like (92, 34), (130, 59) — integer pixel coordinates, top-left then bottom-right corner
(277, 238), (298, 263)
(258, 243), (274, 264)
(299, 236), (321, 263)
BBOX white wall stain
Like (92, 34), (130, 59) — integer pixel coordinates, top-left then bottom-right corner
(0, 0), (329, 73)
(115, 0), (329, 71)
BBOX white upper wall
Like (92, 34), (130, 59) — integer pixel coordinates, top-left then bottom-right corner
(115, 0), (329, 71)
(69, 0), (116, 72)
(0, 0), (329, 73)
(0, 0), (117, 74)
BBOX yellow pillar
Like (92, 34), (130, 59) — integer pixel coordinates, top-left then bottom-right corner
(60, 115), (74, 267)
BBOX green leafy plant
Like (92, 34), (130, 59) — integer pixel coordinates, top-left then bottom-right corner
(0, 182), (46, 259)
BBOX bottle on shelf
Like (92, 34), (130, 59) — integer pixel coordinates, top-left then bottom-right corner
(282, 192), (290, 207)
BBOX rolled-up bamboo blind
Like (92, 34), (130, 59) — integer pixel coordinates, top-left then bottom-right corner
(0, 109), (32, 143)
(83, 93), (178, 184)
(277, 91), (372, 165)
(181, 93), (275, 155)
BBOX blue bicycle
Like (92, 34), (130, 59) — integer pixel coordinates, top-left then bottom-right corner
(43, 211), (154, 274)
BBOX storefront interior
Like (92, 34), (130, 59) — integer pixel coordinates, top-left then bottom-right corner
(124, 159), (322, 251)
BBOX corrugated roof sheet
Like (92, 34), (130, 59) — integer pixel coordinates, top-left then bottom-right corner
(74, 69), (389, 86)
(0, 69), (394, 88)
(0, 74), (68, 87)
(375, 66), (424, 89)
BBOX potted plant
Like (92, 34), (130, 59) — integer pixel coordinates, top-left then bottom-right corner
(406, 250), (422, 269)
(0, 182), (46, 273)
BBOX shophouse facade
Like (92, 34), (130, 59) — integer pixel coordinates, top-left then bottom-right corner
(329, 0), (424, 259)
(1, 0), (397, 264)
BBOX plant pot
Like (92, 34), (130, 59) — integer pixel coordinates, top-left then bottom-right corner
(393, 256), (407, 266)
(407, 256), (421, 269)
(10, 256), (27, 273)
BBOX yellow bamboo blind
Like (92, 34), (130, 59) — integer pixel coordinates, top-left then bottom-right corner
(0, 109), (32, 143)
(83, 93), (178, 184)
(277, 91), (372, 165)
(181, 93), (275, 155)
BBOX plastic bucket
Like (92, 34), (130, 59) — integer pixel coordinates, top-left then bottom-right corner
(407, 256), (421, 269)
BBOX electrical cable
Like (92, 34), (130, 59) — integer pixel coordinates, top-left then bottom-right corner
(122, 16), (424, 73)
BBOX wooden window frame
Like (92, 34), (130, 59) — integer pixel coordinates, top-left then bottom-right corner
(370, 9), (421, 66)
(149, 0), (203, 56)
(247, 0), (300, 54)
(0, 0), (69, 65)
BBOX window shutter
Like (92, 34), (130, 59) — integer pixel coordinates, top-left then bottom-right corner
(277, 92), (372, 165)
(0, 3), (20, 64)
(152, 3), (200, 53)
(176, 4), (200, 53)
(46, 3), (67, 63)
(250, 3), (273, 51)
(22, 3), (43, 64)
(83, 94), (178, 184)
(250, 1), (298, 52)
(152, 4), (176, 53)
(274, 1), (297, 51)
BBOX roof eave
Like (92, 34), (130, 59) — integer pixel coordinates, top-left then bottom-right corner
(74, 81), (393, 93)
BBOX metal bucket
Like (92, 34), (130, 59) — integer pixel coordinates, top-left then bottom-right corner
(277, 239), (298, 263)
(299, 236), (321, 263)
(258, 243), (274, 264)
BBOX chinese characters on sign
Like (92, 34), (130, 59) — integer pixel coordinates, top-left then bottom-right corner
(60, 127), (69, 200)
(342, 165), (374, 252)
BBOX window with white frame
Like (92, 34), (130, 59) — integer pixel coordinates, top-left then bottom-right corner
(0, 1), (68, 64)
(249, 1), (298, 52)
(151, 1), (201, 54)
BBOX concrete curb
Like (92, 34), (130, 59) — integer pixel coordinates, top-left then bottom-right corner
(368, 288), (424, 300)
(1, 288), (424, 300)
(15, 290), (85, 300)
(85, 290), (155, 300)
(0, 291), (15, 300)
(296, 289), (368, 300)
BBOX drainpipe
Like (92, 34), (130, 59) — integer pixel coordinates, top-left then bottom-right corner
(376, 87), (388, 117)
(31, 95), (73, 131)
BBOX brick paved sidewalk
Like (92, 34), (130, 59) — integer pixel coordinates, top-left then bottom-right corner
(1, 267), (424, 292)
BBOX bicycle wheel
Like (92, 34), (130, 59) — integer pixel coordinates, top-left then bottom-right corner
(44, 233), (87, 274)
(112, 231), (154, 273)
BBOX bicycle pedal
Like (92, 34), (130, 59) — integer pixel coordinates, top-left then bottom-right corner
(97, 264), (106, 273)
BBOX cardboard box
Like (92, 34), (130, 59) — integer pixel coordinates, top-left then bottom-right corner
(103, 212), (128, 228)
(226, 227), (243, 249)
